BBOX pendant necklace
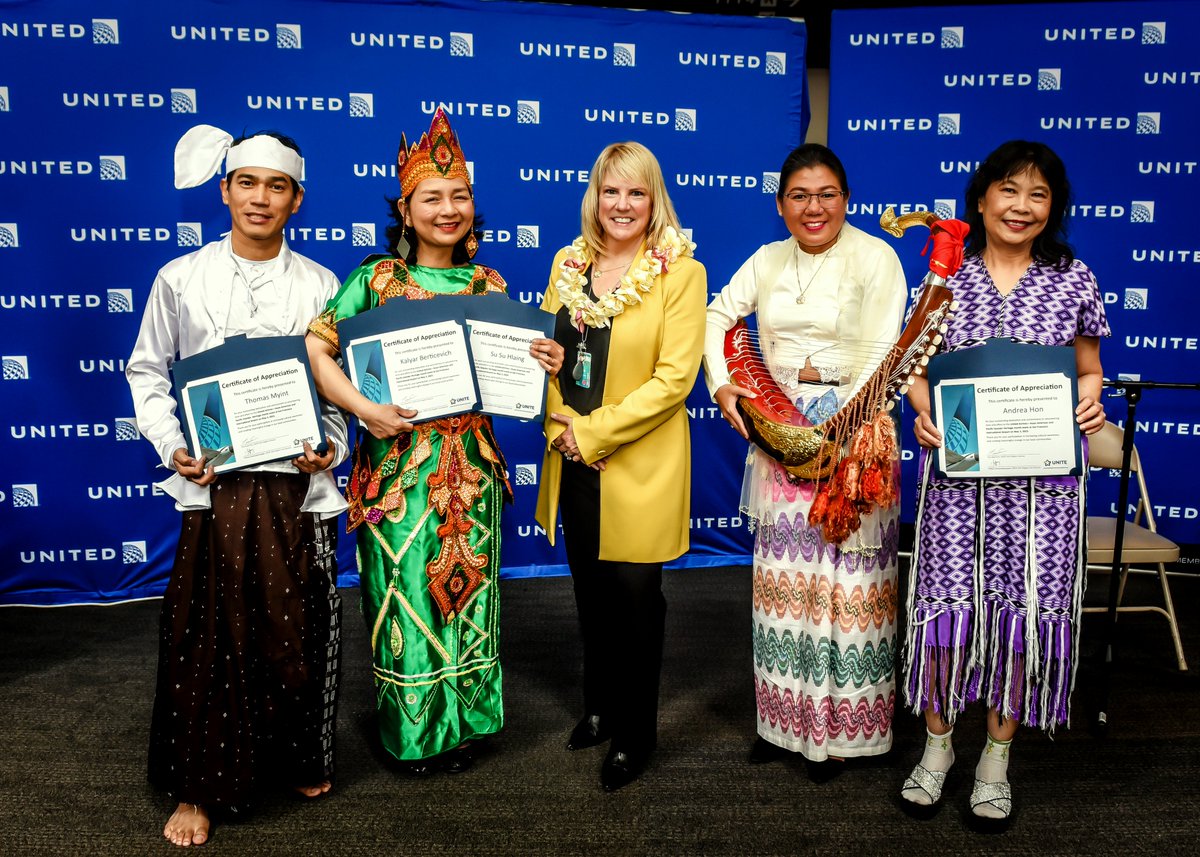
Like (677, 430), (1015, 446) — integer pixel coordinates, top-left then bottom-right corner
(571, 266), (604, 389)
(592, 254), (635, 277)
(793, 240), (832, 305)
(571, 256), (634, 388)
(572, 328), (592, 388)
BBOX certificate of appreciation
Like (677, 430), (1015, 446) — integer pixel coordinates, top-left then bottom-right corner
(345, 320), (478, 420)
(468, 321), (548, 419)
(465, 293), (555, 421)
(171, 335), (326, 473)
(339, 293), (553, 424)
(927, 338), (1082, 478)
(339, 296), (480, 423)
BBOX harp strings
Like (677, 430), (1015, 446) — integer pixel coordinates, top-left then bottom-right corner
(731, 331), (897, 388)
(733, 315), (940, 390)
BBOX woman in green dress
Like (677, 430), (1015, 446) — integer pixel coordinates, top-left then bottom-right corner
(306, 108), (563, 773)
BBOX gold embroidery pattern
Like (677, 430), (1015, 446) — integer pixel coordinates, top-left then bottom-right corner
(307, 307), (340, 351)
(346, 415), (511, 533)
(424, 416), (490, 621)
(367, 258), (506, 302)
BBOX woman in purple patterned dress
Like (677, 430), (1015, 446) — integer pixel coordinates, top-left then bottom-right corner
(898, 141), (1109, 826)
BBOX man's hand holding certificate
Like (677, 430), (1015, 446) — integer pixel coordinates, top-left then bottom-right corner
(170, 335), (328, 474)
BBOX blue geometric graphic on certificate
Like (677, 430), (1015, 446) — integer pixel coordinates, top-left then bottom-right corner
(353, 340), (390, 405)
(946, 418), (971, 454)
(187, 381), (236, 468)
(941, 383), (979, 473)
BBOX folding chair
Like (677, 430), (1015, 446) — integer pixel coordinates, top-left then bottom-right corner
(1084, 421), (1187, 670)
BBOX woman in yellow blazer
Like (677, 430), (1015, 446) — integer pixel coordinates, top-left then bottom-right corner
(534, 142), (706, 791)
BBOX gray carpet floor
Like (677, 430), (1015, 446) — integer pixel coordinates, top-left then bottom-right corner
(1, 566), (1197, 856)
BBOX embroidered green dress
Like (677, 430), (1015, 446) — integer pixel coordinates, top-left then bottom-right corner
(309, 257), (511, 761)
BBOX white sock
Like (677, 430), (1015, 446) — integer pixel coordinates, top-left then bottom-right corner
(901, 727), (954, 806)
(973, 734), (1012, 819)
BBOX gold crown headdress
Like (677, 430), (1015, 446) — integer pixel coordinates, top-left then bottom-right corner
(397, 107), (470, 199)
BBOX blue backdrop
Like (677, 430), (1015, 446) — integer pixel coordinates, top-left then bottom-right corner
(829, 0), (1200, 564)
(0, 0), (808, 604)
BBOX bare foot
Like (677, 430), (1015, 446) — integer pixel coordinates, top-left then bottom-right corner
(163, 802), (209, 847)
(295, 780), (332, 799)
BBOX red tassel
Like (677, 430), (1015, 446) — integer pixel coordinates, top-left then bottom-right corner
(823, 492), (862, 544)
(809, 482), (831, 525)
(859, 463), (885, 506)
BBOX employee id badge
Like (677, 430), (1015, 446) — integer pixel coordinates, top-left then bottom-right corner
(572, 345), (593, 390)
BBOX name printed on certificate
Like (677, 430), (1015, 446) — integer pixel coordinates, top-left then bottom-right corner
(346, 320), (478, 421)
(468, 320), (547, 420)
(934, 372), (1078, 478)
(181, 357), (323, 473)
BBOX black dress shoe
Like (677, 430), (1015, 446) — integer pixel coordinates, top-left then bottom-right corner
(748, 737), (788, 764)
(600, 748), (647, 792)
(440, 743), (475, 774)
(566, 714), (610, 751)
(804, 757), (844, 784)
(397, 759), (435, 777)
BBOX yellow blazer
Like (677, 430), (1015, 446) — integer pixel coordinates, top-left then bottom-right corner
(534, 245), (707, 563)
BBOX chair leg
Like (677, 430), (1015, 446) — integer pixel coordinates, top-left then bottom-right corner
(1156, 563), (1188, 671)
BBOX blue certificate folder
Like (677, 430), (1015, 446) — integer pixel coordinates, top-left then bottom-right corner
(467, 291), (556, 338)
(169, 334), (327, 469)
(337, 293), (555, 422)
(926, 337), (1082, 478)
(467, 293), (557, 423)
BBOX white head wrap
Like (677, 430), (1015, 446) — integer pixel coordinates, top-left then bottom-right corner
(173, 124), (305, 189)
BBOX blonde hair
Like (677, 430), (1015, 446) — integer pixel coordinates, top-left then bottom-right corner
(579, 142), (682, 259)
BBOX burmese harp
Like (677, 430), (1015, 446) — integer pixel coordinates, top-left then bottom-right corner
(723, 211), (968, 542)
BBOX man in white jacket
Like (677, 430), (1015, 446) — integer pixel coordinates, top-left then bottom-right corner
(126, 126), (347, 848)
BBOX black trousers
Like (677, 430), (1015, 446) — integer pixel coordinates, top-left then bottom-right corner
(559, 462), (665, 756)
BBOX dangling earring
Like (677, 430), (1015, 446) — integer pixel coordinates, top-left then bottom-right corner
(465, 231), (479, 259)
(395, 200), (413, 261)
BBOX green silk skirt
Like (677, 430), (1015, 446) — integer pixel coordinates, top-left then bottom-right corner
(356, 426), (504, 761)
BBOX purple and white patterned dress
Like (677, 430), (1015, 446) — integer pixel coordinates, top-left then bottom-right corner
(902, 254), (1109, 731)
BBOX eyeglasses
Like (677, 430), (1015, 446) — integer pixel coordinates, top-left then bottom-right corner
(783, 191), (846, 209)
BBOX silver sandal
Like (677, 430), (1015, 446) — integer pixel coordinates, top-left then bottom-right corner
(970, 778), (1013, 819)
(902, 763), (950, 806)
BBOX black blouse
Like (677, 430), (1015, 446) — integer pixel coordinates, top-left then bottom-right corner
(554, 267), (611, 417)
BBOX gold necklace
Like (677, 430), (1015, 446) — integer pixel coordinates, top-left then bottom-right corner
(793, 240), (833, 305)
(592, 255), (636, 276)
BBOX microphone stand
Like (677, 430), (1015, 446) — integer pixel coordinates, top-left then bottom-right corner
(1093, 378), (1200, 735)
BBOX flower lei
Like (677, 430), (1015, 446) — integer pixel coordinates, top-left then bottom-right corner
(555, 226), (696, 329)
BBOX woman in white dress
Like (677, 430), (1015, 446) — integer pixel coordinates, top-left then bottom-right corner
(703, 144), (907, 771)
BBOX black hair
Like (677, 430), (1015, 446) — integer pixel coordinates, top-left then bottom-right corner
(224, 131), (302, 194)
(963, 140), (1074, 271)
(777, 143), (850, 199)
(382, 194), (484, 266)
